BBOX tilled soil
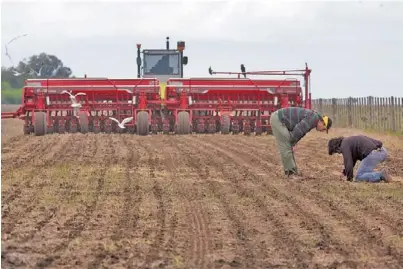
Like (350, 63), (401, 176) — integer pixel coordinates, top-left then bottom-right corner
(1, 119), (403, 269)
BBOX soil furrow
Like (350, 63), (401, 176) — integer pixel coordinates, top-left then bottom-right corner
(86, 134), (149, 269)
(1, 135), (25, 149)
(249, 138), (402, 255)
(318, 184), (403, 237)
(147, 155), (168, 265)
(130, 139), (172, 268)
(2, 124), (403, 269)
(2, 134), (68, 202)
(1, 135), (99, 268)
(1, 135), (60, 170)
(180, 137), (317, 267)
(204, 136), (403, 266)
(112, 135), (142, 239)
(1, 138), (43, 169)
(189, 202), (203, 268)
(295, 145), (403, 235)
(174, 137), (258, 269)
(1, 135), (77, 236)
(292, 183), (403, 267)
(161, 137), (212, 269)
(34, 134), (113, 268)
(32, 134), (77, 167)
(13, 136), (97, 247)
(197, 202), (212, 269)
(233, 136), (403, 208)
(81, 135), (125, 269)
(192, 138), (349, 250)
(183, 199), (211, 269)
(58, 135), (98, 202)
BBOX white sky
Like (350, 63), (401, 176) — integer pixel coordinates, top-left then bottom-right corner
(1, 0), (403, 98)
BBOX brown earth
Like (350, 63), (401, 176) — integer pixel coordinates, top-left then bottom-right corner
(2, 105), (403, 269)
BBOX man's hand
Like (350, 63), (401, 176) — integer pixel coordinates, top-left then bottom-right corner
(341, 170), (354, 182)
(340, 170), (345, 181)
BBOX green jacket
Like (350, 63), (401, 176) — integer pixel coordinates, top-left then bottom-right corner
(277, 107), (323, 145)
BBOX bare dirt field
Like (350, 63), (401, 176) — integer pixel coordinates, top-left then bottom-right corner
(2, 104), (403, 269)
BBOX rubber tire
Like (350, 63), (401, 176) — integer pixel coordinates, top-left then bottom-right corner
(34, 112), (47, 136)
(136, 111), (149, 136)
(23, 125), (31, 135)
(221, 115), (230, 134)
(79, 111), (89, 134)
(177, 111), (190, 134)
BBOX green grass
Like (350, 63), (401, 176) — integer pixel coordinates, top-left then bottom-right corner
(1, 88), (22, 104)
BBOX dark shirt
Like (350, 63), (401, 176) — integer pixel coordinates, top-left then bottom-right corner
(277, 107), (323, 145)
(340, 135), (383, 180)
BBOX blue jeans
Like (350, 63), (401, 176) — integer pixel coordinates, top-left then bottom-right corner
(355, 147), (388, 182)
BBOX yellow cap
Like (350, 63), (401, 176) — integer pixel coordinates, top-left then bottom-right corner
(322, 116), (329, 127)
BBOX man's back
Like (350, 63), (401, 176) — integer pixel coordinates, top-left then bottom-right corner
(341, 135), (383, 162)
(339, 135), (386, 181)
(277, 107), (321, 131)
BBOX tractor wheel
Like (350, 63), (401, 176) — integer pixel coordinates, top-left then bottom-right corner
(79, 111), (89, 134)
(136, 111), (149, 136)
(177, 111), (190, 134)
(221, 115), (231, 134)
(34, 112), (47, 136)
(23, 125), (31, 135)
(47, 126), (54, 134)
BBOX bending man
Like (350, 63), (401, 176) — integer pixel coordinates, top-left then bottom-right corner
(328, 135), (392, 182)
(270, 107), (332, 178)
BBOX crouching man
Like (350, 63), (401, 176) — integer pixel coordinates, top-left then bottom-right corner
(328, 135), (392, 182)
(270, 107), (332, 178)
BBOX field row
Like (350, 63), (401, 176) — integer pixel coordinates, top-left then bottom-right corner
(1, 131), (403, 268)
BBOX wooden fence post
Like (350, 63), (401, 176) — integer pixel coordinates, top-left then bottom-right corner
(319, 98), (323, 114)
(331, 98), (337, 126)
(391, 96), (396, 133)
(347, 97), (353, 128)
(399, 98), (402, 133)
(368, 96), (373, 130)
(376, 97), (380, 132)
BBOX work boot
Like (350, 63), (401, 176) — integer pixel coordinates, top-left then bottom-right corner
(285, 171), (303, 180)
(380, 169), (393, 182)
(289, 174), (304, 180)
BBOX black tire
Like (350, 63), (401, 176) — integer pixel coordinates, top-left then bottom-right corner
(34, 112), (47, 136)
(221, 115), (230, 134)
(70, 122), (78, 133)
(23, 125), (31, 135)
(79, 111), (89, 134)
(177, 111), (190, 134)
(136, 111), (149, 136)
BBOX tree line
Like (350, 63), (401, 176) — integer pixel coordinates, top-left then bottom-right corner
(1, 53), (74, 104)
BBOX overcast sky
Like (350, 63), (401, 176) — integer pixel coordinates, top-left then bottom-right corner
(2, 0), (403, 98)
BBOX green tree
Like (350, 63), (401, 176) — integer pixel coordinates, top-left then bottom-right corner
(1, 66), (25, 88)
(1, 53), (74, 104)
(14, 53), (73, 78)
(1, 80), (22, 104)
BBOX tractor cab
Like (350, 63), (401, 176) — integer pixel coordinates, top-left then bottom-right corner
(136, 37), (188, 99)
